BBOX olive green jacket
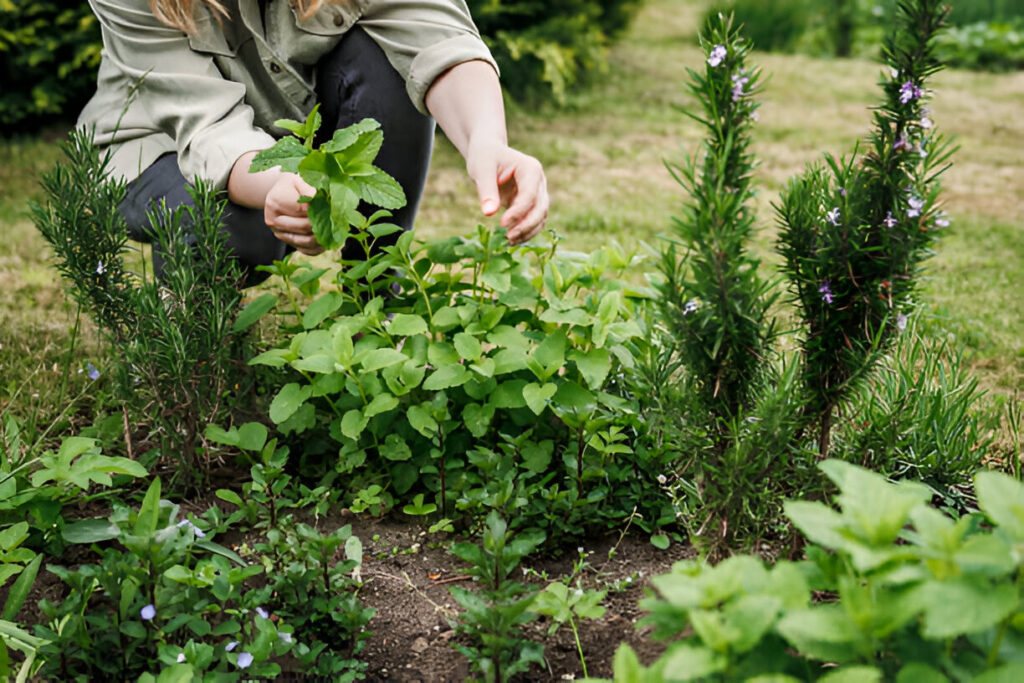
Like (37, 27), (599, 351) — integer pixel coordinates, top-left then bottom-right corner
(79, 0), (496, 188)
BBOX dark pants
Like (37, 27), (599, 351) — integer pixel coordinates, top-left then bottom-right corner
(118, 27), (435, 285)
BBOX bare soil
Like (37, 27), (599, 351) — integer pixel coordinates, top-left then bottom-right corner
(347, 513), (693, 681)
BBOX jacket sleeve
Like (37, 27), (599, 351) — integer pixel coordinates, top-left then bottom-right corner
(89, 0), (276, 188)
(356, 0), (499, 115)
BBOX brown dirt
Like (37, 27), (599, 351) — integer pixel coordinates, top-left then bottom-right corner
(345, 514), (694, 682)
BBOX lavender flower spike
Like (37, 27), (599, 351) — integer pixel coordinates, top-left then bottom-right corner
(707, 44), (727, 67)
(818, 280), (834, 305)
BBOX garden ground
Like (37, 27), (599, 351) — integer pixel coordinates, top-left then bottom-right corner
(1, 0), (1023, 679)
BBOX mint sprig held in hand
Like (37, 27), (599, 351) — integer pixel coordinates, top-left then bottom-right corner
(250, 106), (407, 251)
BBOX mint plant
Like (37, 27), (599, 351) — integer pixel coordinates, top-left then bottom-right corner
(449, 512), (546, 682)
(600, 460), (1024, 682)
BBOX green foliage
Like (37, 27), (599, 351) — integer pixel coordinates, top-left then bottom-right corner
(841, 330), (995, 490)
(33, 129), (251, 490)
(934, 19), (1024, 71)
(598, 461), (1024, 682)
(449, 511), (546, 682)
(776, 0), (955, 456)
(659, 12), (776, 421)
(466, 0), (644, 102)
(0, 1), (101, 130)
(702, 0), (814, 53)
(250, 116), (664, 545)
(39, 478), (293, 680)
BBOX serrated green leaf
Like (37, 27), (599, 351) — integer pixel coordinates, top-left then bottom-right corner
(570, 347), (612, 389)
(422, 364), (473, 391)
(919, 577), (1017, 638)
(388, 314), (429, 336)
(322, 118), (380, 153)
(250, 137), (308, 173)
(522, 382), (557, 415)
(232, 293), (277, 333)
(302, 291), (343, 330)
(269, 383), (312, 424)
(355, 170), (406, 209)
(454, 333), (483, 362)
(341, 409), (369, 440)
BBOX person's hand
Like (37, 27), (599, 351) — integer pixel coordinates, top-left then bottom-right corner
(467, 142), (549, 246)
(263, 173), (323, 256)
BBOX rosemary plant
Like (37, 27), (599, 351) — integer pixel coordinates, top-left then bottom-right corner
(776, 0), (955, 457)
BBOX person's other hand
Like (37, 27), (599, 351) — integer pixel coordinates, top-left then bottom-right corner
(468, 143), (549, 246)
(264, 173), (323, 256)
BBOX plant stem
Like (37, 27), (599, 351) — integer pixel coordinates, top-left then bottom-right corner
(570, 616), (588, 678)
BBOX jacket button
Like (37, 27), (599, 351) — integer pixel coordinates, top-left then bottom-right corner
(333, 13), (344, 26)
(270, 62), (281, 74)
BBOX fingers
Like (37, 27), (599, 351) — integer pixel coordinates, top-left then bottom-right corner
(475, 161), (502, 217)
(500, 159), (548, 246)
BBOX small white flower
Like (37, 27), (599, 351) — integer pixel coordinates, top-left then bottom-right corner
(96, 261), (106, 275)
(176, 653), (186, 663)
(920, 116), (933, 129)
(826, 207), (841, 226)
(683, 299), (699, 315)
(577, 547), (585, 555)
(896, 313), (908, 332)
(279, 632), (293, 643)
(225, 641), (238, 652)
(657, 474), (668, 485)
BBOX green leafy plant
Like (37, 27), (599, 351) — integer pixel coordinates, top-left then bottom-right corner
(247, 111), (662, 544)
(777, 0), (956, 457)
(39, 478), (290, 680)
(598, 460), (1024, 681)
(449, 511), (546, 682)
(532, 580), (606, 678)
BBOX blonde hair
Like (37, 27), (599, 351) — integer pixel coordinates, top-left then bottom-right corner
(150, 0), (339, 34)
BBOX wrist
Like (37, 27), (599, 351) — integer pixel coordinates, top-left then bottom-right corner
(227, 151), (283, 209)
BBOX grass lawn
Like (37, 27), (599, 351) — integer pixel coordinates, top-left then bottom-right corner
(1, 0), (1021, 443)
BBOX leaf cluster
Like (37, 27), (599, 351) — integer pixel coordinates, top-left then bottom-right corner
(602, 461), (1024, 682)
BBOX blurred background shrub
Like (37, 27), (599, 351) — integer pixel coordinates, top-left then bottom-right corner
(703, 0), (1024, 69)
(0, 1), (101, 133)
(0, 0), (644, 134)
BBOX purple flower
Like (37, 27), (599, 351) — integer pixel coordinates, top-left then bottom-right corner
(935, 213), (950, 228)
(255, 607), (269, 620)
(883, 212), (898, 228)
(907, 196), (925, 218)
(899, 80), (923, 104)
(140, 604), (156, 621)
(893, 135), (909, 152)
(225, 641), (238, 652)
(731, 73), (749, 101)
(825, 207), (841, 226)
(86, 362), (100, 381)
(176, 519), (207, 538)
(236, 652), (254, 669)
(920, 115), (934, 130)
(818, 280), (834, 305)
(896, 313), (908, 332)
(707, 45), (727, 67)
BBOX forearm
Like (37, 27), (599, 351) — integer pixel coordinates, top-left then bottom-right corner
(227, 151), (285, 209)
(424, 60), (507, 157)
